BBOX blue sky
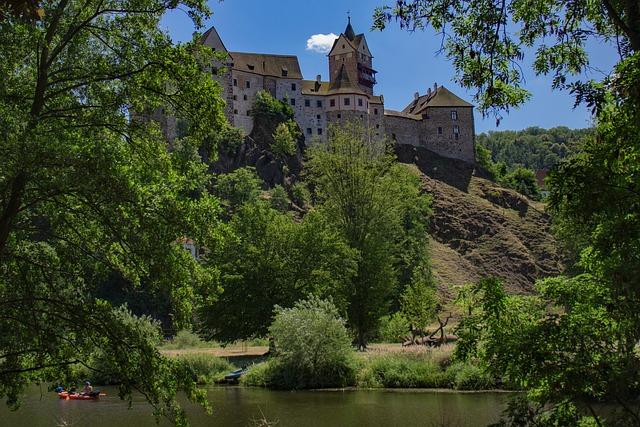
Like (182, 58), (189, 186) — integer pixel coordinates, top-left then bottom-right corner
(162, 0), (618, 133)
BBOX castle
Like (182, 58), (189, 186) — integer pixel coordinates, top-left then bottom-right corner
(199, 18), (476, 164)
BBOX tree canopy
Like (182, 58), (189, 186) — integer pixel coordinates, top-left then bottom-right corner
(0, 0), (226, 423)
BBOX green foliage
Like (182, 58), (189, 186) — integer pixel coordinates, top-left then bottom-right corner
(0, 0), (226, 422)
(475, 144), (542, 200)
(373, 1), (637, 120)
(174, 354), (235, 385)
(356, 353), (493, 390)
(377, 313), (410, 343)
(212, 167), (262, 210)
(271, 122), (299, 158)
(401, 274), (437, 333)
(248, 297), (357, 390)
(251, 90), (295, 124)
(199, 203), (357, 343)
(212, 126), (245, 156)
(445, 362), (493, 391)
(308, 123), (432, 349)
(268, 185), (290, 212)
(501, 167), (541, 201)
(291, 182), (312, 208)
(477, 127), (592, 171)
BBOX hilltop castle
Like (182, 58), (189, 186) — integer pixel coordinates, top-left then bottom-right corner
(197, 19), (476, 164)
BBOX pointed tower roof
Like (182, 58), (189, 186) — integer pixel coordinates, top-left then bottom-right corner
(344, 16), (356, 41)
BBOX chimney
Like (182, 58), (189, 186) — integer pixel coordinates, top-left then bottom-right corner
(433, 82), (438, 92)
(414, 92), (420, 101)
(316, 74), (322, 83)
(427, 88), (432, 96)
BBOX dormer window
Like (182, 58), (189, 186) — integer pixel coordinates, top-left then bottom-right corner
(247, 64), (255, 71)
(282, 67), (288, 77)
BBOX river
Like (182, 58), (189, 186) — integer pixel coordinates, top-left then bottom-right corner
(1, 386), (508, 426)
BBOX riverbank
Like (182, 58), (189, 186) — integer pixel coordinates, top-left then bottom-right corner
(163, 343), (505, 393)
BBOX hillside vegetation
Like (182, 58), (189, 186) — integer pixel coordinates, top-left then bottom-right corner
(395, 145), (564, 296)
(477, 126), (592, 170)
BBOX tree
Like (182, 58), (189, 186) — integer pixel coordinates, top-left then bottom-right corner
(271, 122), (298, 158)
(211, 167), (262, 211)
(198, 201), (357, 343)
(0, 0), (226, 422)
(374, 1), (639, 122)
(308, 123), (432, 350)
(376, 2), (640, 424)
(401, 273), (438, 341)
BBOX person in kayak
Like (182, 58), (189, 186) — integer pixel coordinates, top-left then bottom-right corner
(81, 381), (93, 395)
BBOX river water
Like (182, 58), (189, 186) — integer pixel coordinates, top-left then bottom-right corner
(1, 386), (508, 426)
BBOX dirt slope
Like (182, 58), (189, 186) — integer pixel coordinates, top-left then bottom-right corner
(396, 145), (564, 296)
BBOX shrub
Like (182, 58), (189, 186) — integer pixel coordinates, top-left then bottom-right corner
(175, 354), (235, 385)
(377, 313), (410, 343)
(291, 182), (311, 208)
(269, 185), (290, 212)
(446, 361), (494, 390)
(265, 296), (357, 389)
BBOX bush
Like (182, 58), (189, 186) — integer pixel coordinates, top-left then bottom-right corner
(377, 313), (410, 343)
(260, 296), (357, 389)
(445, 361), (494, 390)
(175, 354), (235, 385)
(291, 182), (311, 208)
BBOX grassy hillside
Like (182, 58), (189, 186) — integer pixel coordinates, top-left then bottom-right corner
(396, 145), (564, 296)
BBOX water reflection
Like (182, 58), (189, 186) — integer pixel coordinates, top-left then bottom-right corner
(1, 386), (508, 426)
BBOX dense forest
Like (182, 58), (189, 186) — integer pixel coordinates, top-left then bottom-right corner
(477, 126), (593, 171)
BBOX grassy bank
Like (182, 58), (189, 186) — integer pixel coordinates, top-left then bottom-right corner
(242, 345), (497, 391)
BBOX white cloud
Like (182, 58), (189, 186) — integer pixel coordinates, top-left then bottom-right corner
(306, 33), (339, 54)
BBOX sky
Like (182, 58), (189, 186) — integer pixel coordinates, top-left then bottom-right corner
(161, 0), (619, 133)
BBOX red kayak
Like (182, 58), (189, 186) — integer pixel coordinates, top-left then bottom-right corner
(57, 391), (106, 400)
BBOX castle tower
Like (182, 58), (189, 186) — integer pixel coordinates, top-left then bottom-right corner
(328, 18), (377, 95)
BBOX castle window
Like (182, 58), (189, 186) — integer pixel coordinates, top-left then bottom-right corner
(246, 81), (251, 89)
(318, 128), (323, 135)
(247, 64), (255, 70)
(330, 99), (336, 107)
(374, 108), (378, 115)
(317, 100), (322, 108)
(344, 98), (350, 106)
(316, 114), (321, 120)
(376, 124), (380, 129)
(233, 95), (237, 100)
(392, 133), (397, 141)
(233, 79), (237, 87)
(337, 114), (341, 119)
(282, 69), (288, 77)
(451, 111), (458, 120)
(291, 83), (297, 91)
(453, 125), (460, 134)
(438, 127), (443, 135)
(305, 99), (311, 107)
(233, 109), (238, 114)
(307, 128), (312, 135)
(455, 133), (459, 140)
(290, 98), (296, 106)
(358, 98), (363, 107)
(243, 94), (248, 101)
